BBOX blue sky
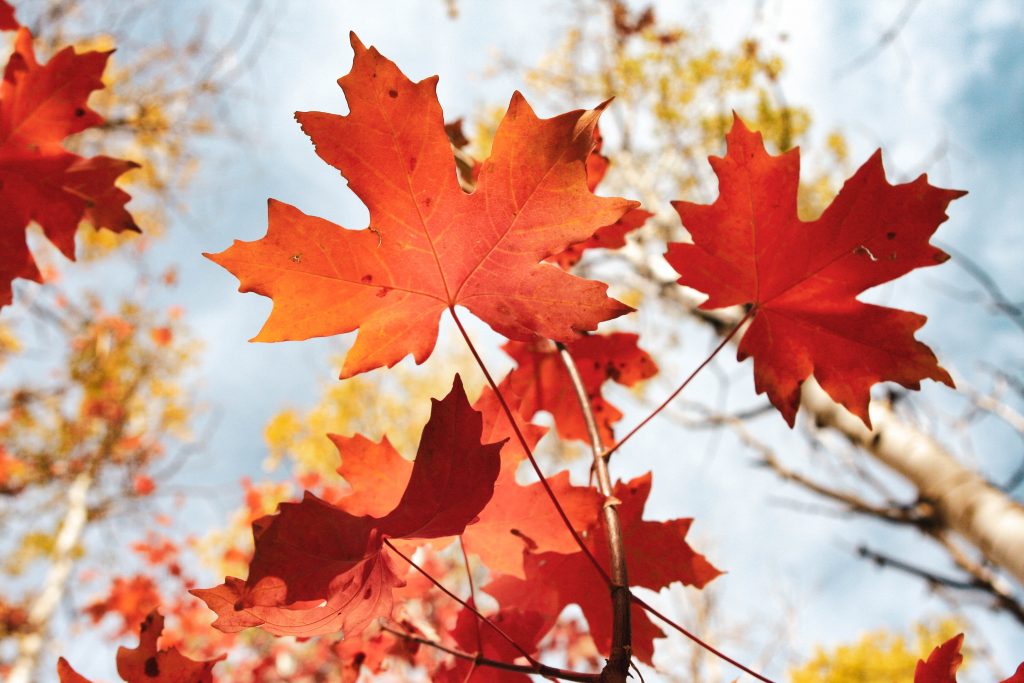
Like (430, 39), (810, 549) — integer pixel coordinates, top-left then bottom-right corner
(7, 0), (1022, 680)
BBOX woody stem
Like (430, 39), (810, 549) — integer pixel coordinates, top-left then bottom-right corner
(604, 309), (753, 460)
(449, 307), (612, 585)
(381, 625), (600, 682)
(556, 342), (632, 681)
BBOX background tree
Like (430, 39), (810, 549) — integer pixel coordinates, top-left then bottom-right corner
(0, 1), (277, 679)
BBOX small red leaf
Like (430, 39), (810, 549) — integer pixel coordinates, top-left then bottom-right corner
(502, 332), (657, 444)
(915, 633), (964, 683)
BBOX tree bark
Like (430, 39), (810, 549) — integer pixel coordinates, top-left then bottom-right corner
(801, 379), (1024, 586)
(8, 472), (93, 683)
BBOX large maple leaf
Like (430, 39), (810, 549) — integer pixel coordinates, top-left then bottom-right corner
(502, 332), (658, 444)
(192, 375), (505, 637)
(206, 33), (636, 378)
(484, 473), (720, 664)
(57, 611), (224, 683)
(666, 116), (962, 426)
(0, 27), (139, 308)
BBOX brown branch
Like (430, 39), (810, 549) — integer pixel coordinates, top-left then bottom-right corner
(856, 542), (1024, 625)
(555, 342), (631, 681)
(381, 625), (601, 682)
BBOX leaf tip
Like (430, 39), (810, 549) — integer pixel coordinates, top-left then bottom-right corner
(349, 31), (366, 53)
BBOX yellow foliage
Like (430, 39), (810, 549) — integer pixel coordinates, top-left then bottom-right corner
(789, 619), (964, 683)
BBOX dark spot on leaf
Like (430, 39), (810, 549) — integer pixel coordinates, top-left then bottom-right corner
(144, 657), (159, 677)
(388, 89), (398, 98)
(360, 274), (373, 283)
(353, 653), (367, 667)
(363, 586), (373, 599)
(291, 253), (302, 263)
(376, 287), (390, 298)
(886, 231), (896, 240)
(75, 107), (86, 117)
(233, 599), (245, 611)
(424, 197), (432, 207)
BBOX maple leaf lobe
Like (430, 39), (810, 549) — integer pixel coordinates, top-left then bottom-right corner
(667, 115), (962, 427)
(206, 33), (636, 378)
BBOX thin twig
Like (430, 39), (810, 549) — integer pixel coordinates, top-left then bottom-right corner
(449, 308), (612, 586)
(556, 342), (632, 680)
(459, 536), (483, 652)
(383, 539), (536, 665)
(381, 624), (601, 682)
(632, 595), (776, 683)
(605, 309), (752, 459)
(834, 0), (922, 78)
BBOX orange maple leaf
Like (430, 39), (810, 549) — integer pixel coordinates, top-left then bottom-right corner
(206, 33), (636, 378)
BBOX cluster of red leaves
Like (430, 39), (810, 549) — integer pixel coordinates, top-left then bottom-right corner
(17, 11), (1000, 680)
(197, 35), (731, 679)
(915, 634), (1024, 683)
(0, 0), (138, 308)
(190, 31), (980, 681)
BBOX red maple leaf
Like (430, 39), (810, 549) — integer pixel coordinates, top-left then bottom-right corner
(58, 611), (223, 683)
(0, 27), (139, 308)
(484, 473), (720, 664)
(548, 125), (652, 269)
(192, 375), (505, 637)
(501, 332), (657, 444)
(914, 634), (1024, 683)
(0, 1), (16, 30)
(206, 33), (636, 378)
(665, 115), (962, 426)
